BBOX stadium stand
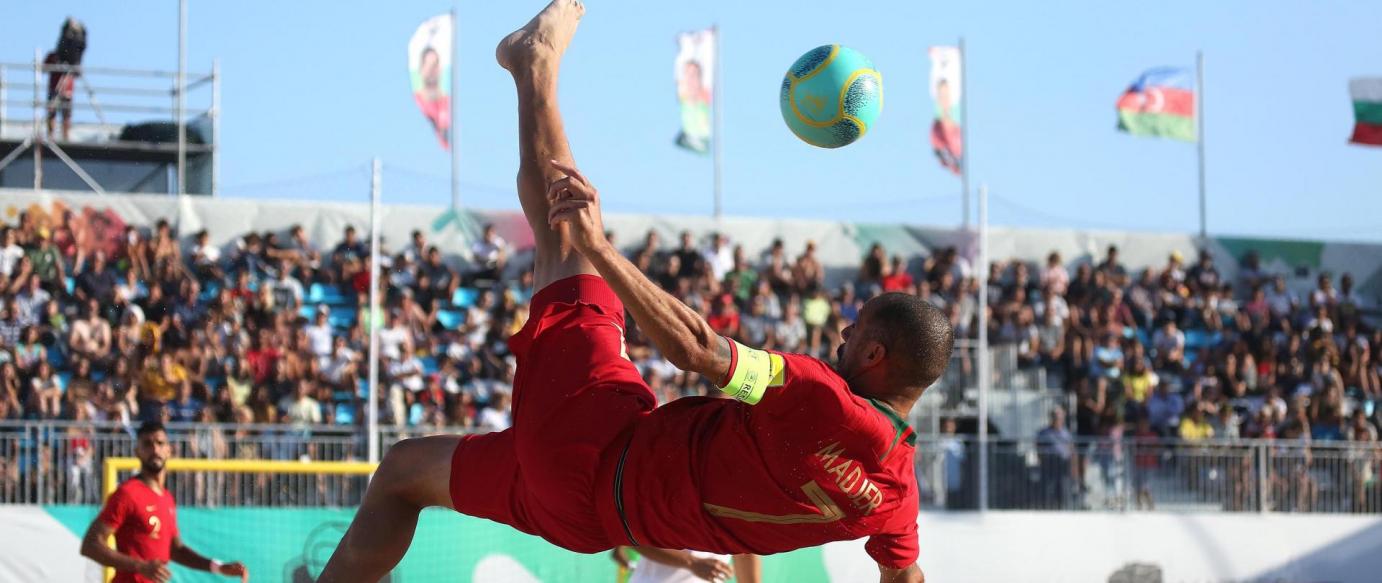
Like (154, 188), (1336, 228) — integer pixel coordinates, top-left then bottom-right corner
(0, 208), (1379, 513)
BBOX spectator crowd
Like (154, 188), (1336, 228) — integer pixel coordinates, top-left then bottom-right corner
(1, 209), (1380, 509)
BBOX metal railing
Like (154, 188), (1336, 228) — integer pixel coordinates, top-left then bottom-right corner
(10, 421), (1381, 515)
(915, 435), (1382, 514)
(0, 57), (219, 195)
(913, 340), (1060, 437)
(0, 420), (402, 505)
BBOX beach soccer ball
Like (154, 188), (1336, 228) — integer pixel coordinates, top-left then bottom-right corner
(780, 45), (883, 148)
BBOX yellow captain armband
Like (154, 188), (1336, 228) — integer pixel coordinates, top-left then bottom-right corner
(718, 339), (785, 405)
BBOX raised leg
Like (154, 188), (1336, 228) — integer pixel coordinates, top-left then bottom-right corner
(496, 0), (593, 290)
(317, 436), (459, 583)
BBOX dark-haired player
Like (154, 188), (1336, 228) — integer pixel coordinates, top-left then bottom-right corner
(321, 2), (951, 582)
(80, 421), (248, 583)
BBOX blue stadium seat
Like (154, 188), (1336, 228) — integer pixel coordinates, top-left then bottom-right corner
(420, 356), (439, 375)
(309, 283), (347, 305)
(1185, 330), (1208, 350)
(452, 287), (480, 308)
(63, 277), (75, 295)
(328, 309), (357, 329)
(47, 347), (66, 368)
(1134, 328), (1151, 348)
(436, 310), (465, 330)
(356, 378), (368, 397)
(56, 372), (71, 393)
(198, 282), (221, 304)
(334, 403), (356, 425)
(298, 305), (318, 320)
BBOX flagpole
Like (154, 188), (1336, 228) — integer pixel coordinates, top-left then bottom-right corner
(959, 37), (970, 230)
(367, 157), (382, 465)
(712, 24), (723, 221)
(450, 8), (461, 212)
(1195, 51), (1206, 242)
(976, 182), (989, 513)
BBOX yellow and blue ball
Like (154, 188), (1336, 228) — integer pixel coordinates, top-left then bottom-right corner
(780, 45), (883, 149)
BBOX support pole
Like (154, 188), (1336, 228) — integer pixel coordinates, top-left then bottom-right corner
(46, 141), (105, 194)
(1195, 51), (1207, 242)
(367, 158), (383, 464)
(176, 0), (187, 196)
(33, 49), (42, 192)
(450, 8), (461, 211)
(959, 37), (970, 230)
(977, 183), (990, 512)
(712, 25), (723, 220)
(212, 59), (221, 196)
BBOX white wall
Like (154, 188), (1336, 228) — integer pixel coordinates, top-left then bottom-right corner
(896, 511), (1382, 583)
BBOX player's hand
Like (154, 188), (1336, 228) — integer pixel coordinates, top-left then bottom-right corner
(219, 561), (249, 581)
(545, 160), (606, 254)
(136, 560), (172, 583)
(688, 556), (733, 582)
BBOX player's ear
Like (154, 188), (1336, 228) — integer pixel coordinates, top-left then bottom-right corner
(864, 340), (887, 368)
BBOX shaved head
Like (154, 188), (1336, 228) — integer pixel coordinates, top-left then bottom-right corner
(866, 293), (954, 390)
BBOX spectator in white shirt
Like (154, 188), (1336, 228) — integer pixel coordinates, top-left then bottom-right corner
(278, 380), (323, 427)
(477, 391), (512, 431)
(323, 336), (358, 383)
(0, 228), (25, 277)
(305, 310), (334, 359)
(773, 301), (807, 352)
(189, 229), (222, 278)
(465, 292), (494, 347)
(377, 311), (412, 361)
(1310, 273), (1337, 311)
(470, 223), (509, 281)
(702, 232), (734, 282)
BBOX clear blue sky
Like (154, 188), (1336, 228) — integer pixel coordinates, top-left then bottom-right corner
(11, 1), (1382, 241)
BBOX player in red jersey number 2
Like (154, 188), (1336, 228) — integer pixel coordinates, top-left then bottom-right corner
(81, 421), (248, 583)
(319, 2), (952, 582)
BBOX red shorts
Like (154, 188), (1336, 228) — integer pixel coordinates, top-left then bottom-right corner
(449, 275), (655, 552)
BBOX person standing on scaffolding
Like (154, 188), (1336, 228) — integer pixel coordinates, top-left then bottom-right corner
(45, 17), (86, 141)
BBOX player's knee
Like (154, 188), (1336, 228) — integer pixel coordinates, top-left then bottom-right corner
(376, 439), (437, 497)
(374, 436), (458, 508)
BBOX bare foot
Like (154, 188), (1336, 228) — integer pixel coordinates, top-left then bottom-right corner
(496, 0), (585, 74)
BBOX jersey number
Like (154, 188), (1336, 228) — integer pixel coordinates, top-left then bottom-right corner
(703, 480), (843, 525)
(148, 516), (161, 539)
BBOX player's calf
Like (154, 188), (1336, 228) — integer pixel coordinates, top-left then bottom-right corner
(319, 436), (460, 582)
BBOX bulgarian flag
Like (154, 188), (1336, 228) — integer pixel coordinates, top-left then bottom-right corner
(1116, 67), (1196, 142)
(1350, 77), (1382, 147)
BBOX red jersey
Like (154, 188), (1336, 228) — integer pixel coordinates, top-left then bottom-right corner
(881, 272), (915, 292)
(97, 478), (179, 583)
(617, 352), (920, 569)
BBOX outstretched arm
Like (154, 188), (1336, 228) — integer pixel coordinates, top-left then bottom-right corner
(546, 161), (731, 384)
(170, 535), (248, 580)
(880, 563), (924, 583)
